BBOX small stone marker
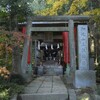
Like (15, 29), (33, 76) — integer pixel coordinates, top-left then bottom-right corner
(78, 25), (89, 70)
(74, 25), (96, 88)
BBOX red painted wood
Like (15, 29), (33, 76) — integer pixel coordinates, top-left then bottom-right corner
(74, 26), (77, 49)
(62, 32), (70, 64)
(22, 27), (26, 34)
(27, 44), (31, 64)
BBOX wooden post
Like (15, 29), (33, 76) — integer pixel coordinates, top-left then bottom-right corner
(68, 20), (76, 71)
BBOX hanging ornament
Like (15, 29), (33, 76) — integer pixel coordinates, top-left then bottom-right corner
(45, 44), (48, 50)
(57, 43), (60, 49)
(38, 41), (40, 50)
(51, 44), (53, 50)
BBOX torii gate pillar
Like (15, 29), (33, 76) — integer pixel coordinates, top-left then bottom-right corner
(21, 17), (33, 82)
(67, 20), (76, 85)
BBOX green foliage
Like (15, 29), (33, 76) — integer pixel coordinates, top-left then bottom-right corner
(0, 89), (10, 100)
(95, 66), (100, 77)
(0, 28), (24, 69)
(33, 0), (100, 16)
(0, 83), (24, 100)
(10, 74), (25, 85)
(8, 83), (24, 97)
(0, 0), (33, 30)
(0, 73), (25, 100)
(0, 76), (9, 85)
(0, 0), (32, 16)
(35, 0), (69, 16)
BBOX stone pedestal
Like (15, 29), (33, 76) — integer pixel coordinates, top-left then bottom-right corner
(66, 71), (74, 84)
(74, 70), (96, 88)
(37, 66), (44, 76)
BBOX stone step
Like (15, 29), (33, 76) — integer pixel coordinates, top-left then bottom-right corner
(95, 95), (100, 100)
(68, 89), (76, 100)
(19, 93), (68, 100)
(20, 76), (68, 100)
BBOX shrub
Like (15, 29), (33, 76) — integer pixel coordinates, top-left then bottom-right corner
(0, 83), (25, 100)
(0, 67), (10, 79)
(10, 74), (25, 85)
(0, 89), (10, 100)
(8, 83), (24, 98)
(0, 67), (10, 84)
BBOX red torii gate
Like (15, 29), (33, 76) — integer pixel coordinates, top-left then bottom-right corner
(21, 21), (77, 67)
(20, 16), (96, 88)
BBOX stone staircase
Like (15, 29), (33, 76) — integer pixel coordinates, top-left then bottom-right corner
(19, 76), (68, 100)
(20, 93), (68, 100)
(38, 60), (63, 76)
